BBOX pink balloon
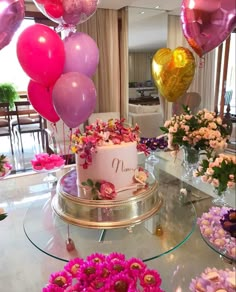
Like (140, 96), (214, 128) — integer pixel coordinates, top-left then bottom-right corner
(0, 0), (25, 50)
(63, 32), (99, 77)
(181, 0), (236, 57)
(16, 24), (65, 87)
(52, 72), (97, 128)
(32, 0), (98, 28)
(28, 80), (60, 123)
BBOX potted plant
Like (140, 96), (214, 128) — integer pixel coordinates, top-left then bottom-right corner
(0, 83), (19, 110)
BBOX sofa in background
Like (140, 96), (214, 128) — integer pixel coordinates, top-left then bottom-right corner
(128, 104), (164, 138)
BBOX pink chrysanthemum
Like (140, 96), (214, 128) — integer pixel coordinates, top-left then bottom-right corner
(49, 271), (72, 289)
(78, 261), (98, 283)
(109, 272), (135, 292)
(126, 257), (146, 278)
(139, 269), (162, 289)
(42, 284), (65, 292)
(64, 258), (85, 277)
(108, 259), (126, 275)
(106, 252), (126, 263)
(86, 253), (106, 264)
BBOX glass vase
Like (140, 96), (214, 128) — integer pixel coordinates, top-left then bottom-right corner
(212, 188), (229, 206)
(182, 146), (199, 181)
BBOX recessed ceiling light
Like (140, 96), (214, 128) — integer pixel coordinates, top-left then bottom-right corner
(155, 5), (160, 9)
(140, 11), (145, 14)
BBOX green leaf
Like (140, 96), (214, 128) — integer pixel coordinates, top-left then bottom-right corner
(81, 181), (87, 186)
(95, 182), (101, 190)
(87, 179), (94, 187)
(0, 213), (7, 221)
(160, 127), (169, 133)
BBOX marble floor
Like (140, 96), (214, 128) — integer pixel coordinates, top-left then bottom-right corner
(0, 142), (235, 291)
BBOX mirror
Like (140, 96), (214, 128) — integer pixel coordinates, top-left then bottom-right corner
(128, 7), (168, 104)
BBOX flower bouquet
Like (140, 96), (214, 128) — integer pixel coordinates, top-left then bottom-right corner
(160, 106), (229, 155)
(71, 119), (148, 169)
(0, 154), (12, 179)
(194, 153), (236, 205)
(43, 252), (164, 292)
(31, 153), (65, 171)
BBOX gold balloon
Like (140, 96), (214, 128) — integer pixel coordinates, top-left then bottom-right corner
(151, 47), (196, 102)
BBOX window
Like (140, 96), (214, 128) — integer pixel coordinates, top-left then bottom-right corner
(0, 18), (36, 93)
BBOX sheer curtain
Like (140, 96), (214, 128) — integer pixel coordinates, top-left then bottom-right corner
(77, 8), (128, 119)
(163, 15), (216, 120)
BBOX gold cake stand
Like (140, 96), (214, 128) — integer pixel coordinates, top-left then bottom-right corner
(52, 169), (163, 229)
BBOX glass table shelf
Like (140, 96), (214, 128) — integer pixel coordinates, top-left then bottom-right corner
(23, 169), (197, 263)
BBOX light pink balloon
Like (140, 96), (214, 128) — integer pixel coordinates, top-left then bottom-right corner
(32, 0), (98, 28)
(0, 0), (25, 50)
(28, 80), (60, 123)
(52, 72), (97, 128)
(63, 32), (99, 77)
(181, 0), (236, 57)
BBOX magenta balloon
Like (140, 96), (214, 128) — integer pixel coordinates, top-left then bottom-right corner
(181, 0), (236, 57)
(32, 0), (98, 27)
(63, 32), (99, 77)
(16, 24), (65, 87)
(52, 72), (97, 128)
(28, 80), (60, 123)
(0, 0), (24, 50)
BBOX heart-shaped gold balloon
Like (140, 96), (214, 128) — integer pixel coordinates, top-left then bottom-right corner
(152, 47), (196, 102)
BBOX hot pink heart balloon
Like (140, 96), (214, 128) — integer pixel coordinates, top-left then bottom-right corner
(52, 72), (97, 128)
(181, 0), (236, 57)
(28, 80), (60, 123)
(0, 0), (25, 50)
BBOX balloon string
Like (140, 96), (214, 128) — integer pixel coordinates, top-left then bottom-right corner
(50, 122), (58, 153)
(199, 57), (205, 68)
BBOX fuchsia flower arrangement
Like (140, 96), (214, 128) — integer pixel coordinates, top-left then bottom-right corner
(31, 153), (65, 171)
(71, 119), (148, 169)
(43, 252), (164, 292)
(0, 154), (12, 178)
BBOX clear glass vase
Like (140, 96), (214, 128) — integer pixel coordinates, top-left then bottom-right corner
(182, 146), (199, 181)
(212, 188), (229, 206)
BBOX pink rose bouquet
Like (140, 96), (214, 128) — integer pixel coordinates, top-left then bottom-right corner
(194, 153), (236, 195)
(161, 106), (230, 156)
(43, 252), (164, 292)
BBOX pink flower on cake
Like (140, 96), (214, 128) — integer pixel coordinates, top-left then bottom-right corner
(99, 181), (117, 200)
(81, 178), (117, 200)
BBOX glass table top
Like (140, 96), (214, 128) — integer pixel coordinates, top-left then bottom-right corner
(23, 167), (198, 263)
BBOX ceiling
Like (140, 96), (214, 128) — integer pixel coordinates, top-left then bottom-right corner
(98, 0), (182, 52)
(27, 0), (182, 52)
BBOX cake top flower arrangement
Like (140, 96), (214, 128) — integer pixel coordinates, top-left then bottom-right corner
(31, 153), (65, 171)
(43, 252), (164, 292)
(71, 118), (148, 169)
(194, 153), (236, 195)
(160, 106), (230, 155)
(0, 154), (12, 178)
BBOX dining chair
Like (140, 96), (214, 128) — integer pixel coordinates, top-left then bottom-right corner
(0, 102), (14, 155)
(12, 101), (45, 153)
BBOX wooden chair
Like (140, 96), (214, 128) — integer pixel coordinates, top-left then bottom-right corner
(12, 101), (44, 153)
(0, 102), (14, 155)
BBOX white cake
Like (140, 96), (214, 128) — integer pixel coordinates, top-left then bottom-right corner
(76, 141), (138, 190)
